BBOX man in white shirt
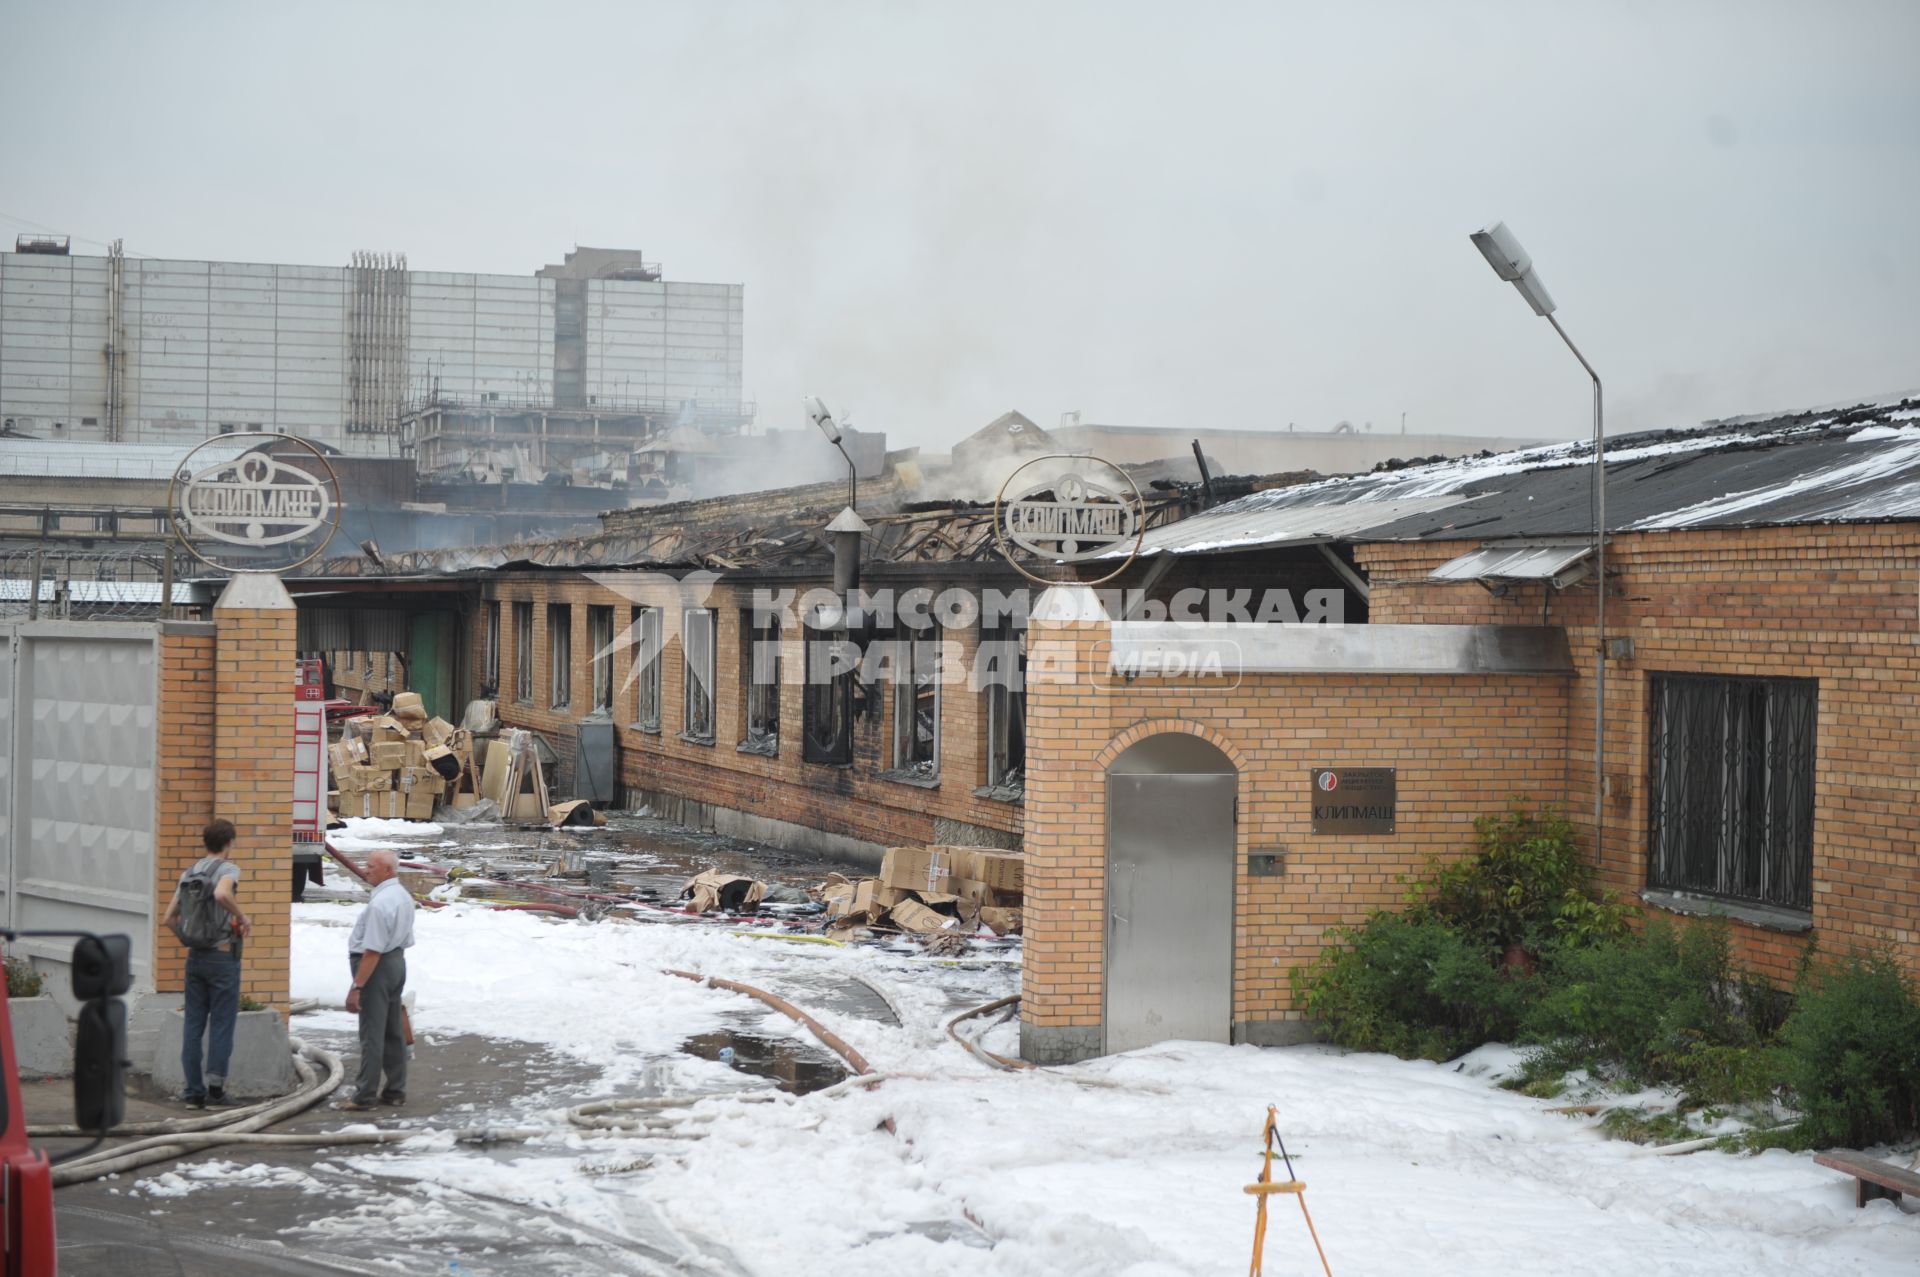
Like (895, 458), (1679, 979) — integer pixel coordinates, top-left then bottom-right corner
(339, 849), (416, 1111)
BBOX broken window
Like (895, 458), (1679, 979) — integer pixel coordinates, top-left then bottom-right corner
(483, 602), (500, 694)
(982, 622), (1026, 794)
(742, 611), (780, 752)
(802, 618), (854, 766)
(588, 605), (614, 713)
(683, 608), (716, 741)
(631, 606), (662, 731)
(1649, 674), (1815, 913)
(892, 631), (939, 778)
(548, 603), (572, 709)
(513, 601), (533, 702)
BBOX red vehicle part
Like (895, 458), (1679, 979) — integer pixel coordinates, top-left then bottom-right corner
(0, 987), (57, 1276)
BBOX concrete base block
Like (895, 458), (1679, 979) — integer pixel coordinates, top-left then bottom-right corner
(9, 997), (73, 1078)
(1233, 1019), (1323, 1048)
(1019, 1022), (1105, 1065)
(931, 817), (1021, 852)
(623, 785), (886, 869)
(151, 1008), (296, 1098)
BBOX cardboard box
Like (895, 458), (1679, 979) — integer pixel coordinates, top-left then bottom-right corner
(327, 742), (358, 775)
(683, 870), (766, 913)
(347, 790), (404, 820)
(351, 765), (393, 792)
(951, 879), (1002, 912)
(403, 740), (427, 768)
(423, 717), (455, 748)
(890, 899), (960, 934)
(879, 847), (955, 895)
(404, 787), (436, 821)
(406, 766), (445, 796)
(912, 890), (980, 927)
(370, 743), (409, 771)
(423, 743), (463, 781)
(391, 691), (427, 726)
(978, 906), (1022, 936)
(930, 846), (1024, 895)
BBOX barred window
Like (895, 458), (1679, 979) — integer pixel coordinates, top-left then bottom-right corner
(802, 618), (854, 766)
(548, 604), (572, 710)
(483, 602), (500, 694)
(513, 602), (533, 703)
(742, 612), (780, 749)
(588, 605), (614, 713)
(683, 609), (716, 742)
(1648, 674), (1815, 913)
(631, 606), (662, 731)
(892, 632), (939, 777)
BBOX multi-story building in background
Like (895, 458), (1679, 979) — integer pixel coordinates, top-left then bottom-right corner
(0, 236), (747, 476)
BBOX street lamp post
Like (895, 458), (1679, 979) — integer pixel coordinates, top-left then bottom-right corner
(1469, 222), (1607, 866)
(805, 395), (858, 512)
(805, 396), (869, 598)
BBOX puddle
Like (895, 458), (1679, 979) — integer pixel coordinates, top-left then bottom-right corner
(679, 1029), (849, 1095)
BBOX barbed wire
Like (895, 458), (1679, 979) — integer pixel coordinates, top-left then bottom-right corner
(0, 548), (191, 619)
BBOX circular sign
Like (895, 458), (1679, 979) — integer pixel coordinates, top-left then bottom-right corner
(167, 433), (342, 573)
(992, 454), (1146, 586)
(1318, 771), (1339, 792)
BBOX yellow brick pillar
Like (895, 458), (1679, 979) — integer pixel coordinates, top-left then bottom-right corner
(212, 573), (295, 1010)
(1019, 585), (1115, 1064)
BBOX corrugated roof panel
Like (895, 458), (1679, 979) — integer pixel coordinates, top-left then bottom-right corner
(1124, 494), (1469, 557)
(1430, 542), (1593, 582)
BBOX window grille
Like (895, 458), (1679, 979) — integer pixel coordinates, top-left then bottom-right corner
(1648, 674), (1815, 912)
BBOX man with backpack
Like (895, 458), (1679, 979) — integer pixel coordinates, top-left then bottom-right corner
(160, 818), (254, 1109)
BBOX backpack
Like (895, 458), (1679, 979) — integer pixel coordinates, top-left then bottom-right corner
(171, 861), (231, 950)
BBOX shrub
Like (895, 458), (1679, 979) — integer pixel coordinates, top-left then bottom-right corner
(1522, 917), (1773, 1103)
(4, 957), (42, 1000)
(1775, 950), (1920, 1149)
(1293, 912), (1530, 1061)
(1409, 804), (1629, 956)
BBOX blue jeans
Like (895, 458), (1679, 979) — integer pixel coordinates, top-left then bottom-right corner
(181, 948), (239, 1099)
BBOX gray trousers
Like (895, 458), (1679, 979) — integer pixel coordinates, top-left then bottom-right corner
(348, 950), (408, 1104)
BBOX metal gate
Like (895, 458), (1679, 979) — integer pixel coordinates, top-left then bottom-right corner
(0, 621), (159, 988)
(1105, 734), (1236, 1054)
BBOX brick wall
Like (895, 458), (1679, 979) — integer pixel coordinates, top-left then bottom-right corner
(209, 580), (296, 1008)
(1359, 524), (1920, 983)
(153, 623), (216, 993)
(479, 572), (1024, 851)
(1021, 606), (1570, 1046)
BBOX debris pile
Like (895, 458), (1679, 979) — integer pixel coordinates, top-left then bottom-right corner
(328, 692), (481, 821)
(822, 846), (1024, 940)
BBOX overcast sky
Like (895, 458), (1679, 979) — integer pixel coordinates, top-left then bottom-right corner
(3, 1), (1915, 451)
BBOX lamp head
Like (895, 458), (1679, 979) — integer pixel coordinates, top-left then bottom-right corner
(1470, 221), (1556, 317)
(804, 395), (842, 445)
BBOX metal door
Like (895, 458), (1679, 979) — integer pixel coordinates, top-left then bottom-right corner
(1106, 771), (1235, 1053)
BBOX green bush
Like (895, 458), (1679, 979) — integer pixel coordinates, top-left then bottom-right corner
(1293, 912), (1530, 1061)
(1522, 917), (1775, 1104)
(4, 957), (42, 1000)
(1775, 950), (1920, 1149)
(1409, 804), (1629, 955)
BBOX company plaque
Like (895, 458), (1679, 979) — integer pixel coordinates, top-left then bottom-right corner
(1309, 767), (1397, 834)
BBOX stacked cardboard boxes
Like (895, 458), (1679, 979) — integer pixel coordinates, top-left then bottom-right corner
(822, 845), (1024, 937)
(328, 692), (478, 823)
